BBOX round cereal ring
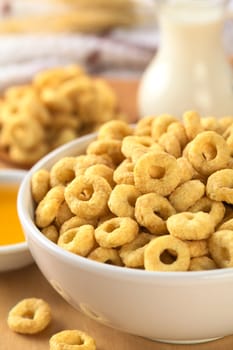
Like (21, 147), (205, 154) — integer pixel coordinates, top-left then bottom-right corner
(35, 185), (65, 228)
(64, 175), (111, 219)
(218, 218), (233, 231)
(187, 131), (230, 176)
(206, 169), (233, 204)
(31, 169), (50, 203)
(188, 197), (225, 227)
(58, 225), (95, 257)
(95, 217), (139, 248)
(108, 184), (141, 218)
(183, 110), (203, 140)
(119, 233), (155, 268)
(208, 230), (233, 268)
(135, 193), (176, 235)
(167, 212), (214, 240)
(50, 157), (77, 187)
(55, 201), (74, 227)
(60, 216), (97, 234)
(158, 132), (182, 158)
(85, 164), (115, 187)
(169, 180), (205, 212)
(74, 154), (114, 177)
(42, 225), (59, 243)
(144, 235), (190, 272)
(97, 120), (133, 140)
(219, 116), (233, 134)
(121, 135), (154, 163)
(134, 151), (181, 196)
(151, 114), (177, 141)
(113, 159), (135, 185)
(7, 298), (51, 334)
(134, 116), (155, 136)
(49, 329), (96, 350)
(184, 240), (208, 258)
(176, 157), (195, 185)
(167, 121), (188, 148)
(189, 256), (217, 271)
(86, 139), (123, 166)
(201, 117), (221, 133)
(88, 247), (123, 266)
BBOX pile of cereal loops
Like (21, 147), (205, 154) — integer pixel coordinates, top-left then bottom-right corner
(7, 297), (96, 350)
(31, 112), (233, 272)
(0, 65), (123, 167)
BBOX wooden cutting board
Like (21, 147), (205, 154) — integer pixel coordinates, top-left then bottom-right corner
(1, 78), (233, 350)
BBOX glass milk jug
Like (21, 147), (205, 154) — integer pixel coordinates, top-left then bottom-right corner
(138, 0), (233, 118)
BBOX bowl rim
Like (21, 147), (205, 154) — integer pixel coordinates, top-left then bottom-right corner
(0, 168), (28, 253)
(17, 133), (233, 283)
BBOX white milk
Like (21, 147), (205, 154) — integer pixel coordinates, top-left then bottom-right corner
(138, 0), (233, 118)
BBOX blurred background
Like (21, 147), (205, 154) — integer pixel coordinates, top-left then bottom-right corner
(0, 0), (232, 91)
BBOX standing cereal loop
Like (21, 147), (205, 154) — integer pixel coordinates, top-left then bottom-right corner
(208, 230), (233, 268)
(95, 217), (139, 248)
(74, 154), (114, 176)
(35, 185), (65, 228)
(188, 197), (225, 227)
(113, 159), (135, 185)
(144, 235), (190, 272)
(86, 139), (124, 165)
(167, 212), (214, 240)
(169, 180), (205, 212)
(31, 169), (50, 203)
(60, 216), (97, 235)
(184, 240), (208, 258)
(88, 247), (123, 266)
(189, 256), (217, 271)
(85, 164), (115, 188)
(183, 110), (203, 140)
(121, 135), (154, 162)
(135, 193), (176, 235)
(176, 157), (195, 184)
(108, 184), (141, 218)
(167, 121), (188, 148)
(134, 116), (155, 136)
(97, 120), (133, 140)
(55, 201), (74, 227)
(158, 132), (182, 158)
(187, 131), (231, 176)
(50, 157), (77, 187)
(151, 114), (177, 141)
(64, 174), (111, 219)
(201, 116), (221, 133)
(49, 329), (96, 350)
(41, 225), (59, 243)
(134, 151), (181, 196)
(58, 225), (95, 257)
(119, 233), (155, 268)
(206, 169), (233, 204)
(7, 298), (51, 334)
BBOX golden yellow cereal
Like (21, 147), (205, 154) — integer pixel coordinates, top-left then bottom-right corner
(121, 135), (154, 163)
(135, 193), (176, 235)
(169, 180), (205, 212)
(31, 169), (50, 203)
(85, 164), (115, 187)
(218, 218), (233, 231)
(134, 151), (181, 196)
(95, 217), (138, 248)
(206, 169), (233, 204)
(49, 329), (96, 350)
(108, 184), (141, 218)
(167, 121), (188, 148)
(64, 174), (111, 219)
(208, 230), (233, 268)
(35, 185), (65, 228)
(144, 235), (190, 272)
(189, 256), (217, 271)
(58, 225), (95, 257)
(75, 154), (114, 176)
(134, 116), (154, 136)
(113, 159), (134, 185)
(55, 201), (74, 227)
(97, 120), (133, 140)
(119, 233), (155, 268)
(151, 114), (177, 141)
(88, 247), (123, 266)
(167, 212), (214, 240)
(50, 157), (77, 187)
(60, 216), (97, 234)
(185, 240), (208, 258)
(183, 110), (203, 140)
(41, 225), (59, 243)
(87, 139), (123, 166)
(189, 197), (225, 227)
(158, 132), (182, 158)
(176, 157), (195, 184)
(7, 298), (51, 334)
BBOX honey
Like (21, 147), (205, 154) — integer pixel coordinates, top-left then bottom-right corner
(0, 184), (25, 245)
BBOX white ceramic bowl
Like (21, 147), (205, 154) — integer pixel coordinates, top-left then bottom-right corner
(0, 169), (33, 272)
(17, 134), (233, 344)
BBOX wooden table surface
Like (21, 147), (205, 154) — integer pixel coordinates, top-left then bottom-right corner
(1, 78), (233, 350)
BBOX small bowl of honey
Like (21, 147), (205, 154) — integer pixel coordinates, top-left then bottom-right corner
(0, 169), (33, 272)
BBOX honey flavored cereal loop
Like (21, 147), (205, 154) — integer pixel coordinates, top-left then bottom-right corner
(134, 151), (181, 196)
(135, 193), (176, 235)
(151, 114), (177, 141)
(97, 120), (133, 140)
(188, 197), (225, 227)
(7, 298), (51, 334)
(86, 139), (124, 166)
(183, 110), (203, 141)
(60, 216), (97, 235)
(50, 157), (77, 187)
(64, 174), (112, 219)
(74, 154), (114, 176)
(41, 225), (59, 243)
(108, 184), (141, 218)
(31, 169), (50, 203)
(95, 217), (139, 248)
(134, 116), (155, 136)
(113, 159), (134, 185)
(189, 256), (217, 271)
(85, 164), (115, 187)
(208, 230), (233, 268)
(206, 169), (233, 204)
(144, 235), (190, 272)
(49, 329), (96, 350)
(88, 247), (123, 266)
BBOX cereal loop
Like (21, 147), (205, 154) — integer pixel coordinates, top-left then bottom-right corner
(151, 114), (177, 141)
(50, 157), (77, 187)
(189, 256), (217, 271)
(206, 169), (233, 204)
(97, 120), (133, 140)
(113, 159), (134, 185)
(7, 298), (51, 334)
(108, 184), (141, 218)
(49, 329), (96, 350)
(144, 235), (190, 272)
(31, 169), (50, 203)
(208, 230), (233, 268)
(188, 197), (225, 227)
(88, 247), (123, 266)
